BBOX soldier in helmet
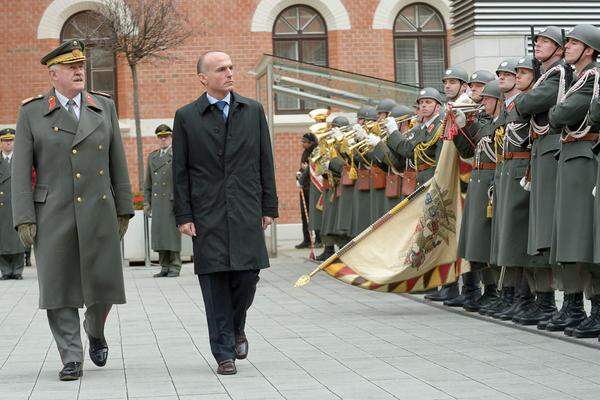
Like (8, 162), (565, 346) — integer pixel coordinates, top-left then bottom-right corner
(443, 67), (470, 103)
(494, 56), (555, 326)
(468, 70), (496, 103)
(515, 26), (572, 330)
(451, 81), (502, 312)
(144, 124), (182, 278)
(0, 128), (25, 280)
(315, 115), (350, 261)
(548, 24), (600, 338)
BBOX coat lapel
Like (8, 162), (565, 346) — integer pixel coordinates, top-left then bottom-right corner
(72, 92), (104, 148)
(44, 89), (78, 135)
(0, 159), (9, 184)
(152, 149), (172, 171)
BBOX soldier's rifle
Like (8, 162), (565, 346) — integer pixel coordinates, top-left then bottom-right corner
(530, 26), (542, 81)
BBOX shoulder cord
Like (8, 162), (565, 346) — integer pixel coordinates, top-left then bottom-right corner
(413, 121), (444, 171)
(505, 121), (530, 149)
(561, 68), (599, 139)
(530, 65), (567, 136)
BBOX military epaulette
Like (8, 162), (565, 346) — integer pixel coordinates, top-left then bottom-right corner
(21, 94), (43, 105)
(89, 90), (112, 98)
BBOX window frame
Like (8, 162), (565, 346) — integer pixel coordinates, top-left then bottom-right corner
(60, 11), (118, 106)
(393, 3), (447, 89)
(272, 5), (329, 113)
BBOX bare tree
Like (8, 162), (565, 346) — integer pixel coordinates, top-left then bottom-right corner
(98, 0), (193, 190)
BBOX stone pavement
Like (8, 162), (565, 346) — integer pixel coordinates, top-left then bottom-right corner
(0, 246), (599, 400)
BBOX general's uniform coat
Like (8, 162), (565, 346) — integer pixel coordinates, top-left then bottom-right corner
(12, 89), (133, 309)
(0, 158), (24, 255)
(549, 63), (599, 264)
(172, 92), (278, 275)
(514, 60), (568, 255)
(144, 148), (181, 252)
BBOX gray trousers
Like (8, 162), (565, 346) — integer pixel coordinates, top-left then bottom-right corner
(524, 267), (553, 292)
(552, 265), (584, 294)
(479, 264), (499, 286)
(47, 304), (112, 364)
(0, 253), (24, 277)
(158, 250), (182, 273)
(578, 264), (600, 299)
(497, 266), (520, 288)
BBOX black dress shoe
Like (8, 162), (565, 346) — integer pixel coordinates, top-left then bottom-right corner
(59, 362), (83, 381)
(235, 335), (248, 359)
(88, 335), (108, 367)
(217, 359), (236, 375)
(13, 274), (23, 280)
(153, 270), (168, 278)
(295, 241), (310, 249)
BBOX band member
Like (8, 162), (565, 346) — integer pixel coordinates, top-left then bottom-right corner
(172, 51), (278, 374)
(468, 70), (496, 103)
(13, 40), (133, 380)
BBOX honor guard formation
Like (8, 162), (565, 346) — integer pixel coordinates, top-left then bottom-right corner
(295, 24), (600, 342)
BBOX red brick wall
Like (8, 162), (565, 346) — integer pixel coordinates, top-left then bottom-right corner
(0, 0), (449, 224)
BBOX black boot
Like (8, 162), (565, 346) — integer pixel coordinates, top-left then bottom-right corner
(545, 293), (587, 332)
(494, 290), (531, 320)
(483, 287), (515, 317)
(513, 292), (557, 325)
(444, 272), (480, 307)
(295, 241), (311, 249)
(315, 246), (334, 262)
(572, 296), (600, 338)
(425, 282), (459, 302)
(464, 285), (497, 312)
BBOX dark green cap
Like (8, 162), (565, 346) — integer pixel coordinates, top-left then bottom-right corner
(390, 104), (415, 118)
(535, 26), (564, 48)
(496, 59), (517, 76)
(416, 87), (444, 105)
(155, 124), (173, 136)
(442, 67), (469, 83)
(468, 70), (495, 85)
(0, 128), (15, 140)
(566, 24), (600, 53)
(516, 55), (535, 71)
(481, 80), (502, 100)
(41, 39), (86, 66)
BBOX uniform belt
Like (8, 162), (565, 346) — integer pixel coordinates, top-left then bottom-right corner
(561, 133), (599, 143)
(473, 162), (496, 170)
(416, 163), (435, 172)
(503, 152), (530, 160)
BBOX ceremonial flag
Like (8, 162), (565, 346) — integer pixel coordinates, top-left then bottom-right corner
(295, 141), (467, 292)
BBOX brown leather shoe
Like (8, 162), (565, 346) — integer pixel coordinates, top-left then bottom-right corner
(217, 359), (236, 375)
(235, 335), (248, 359)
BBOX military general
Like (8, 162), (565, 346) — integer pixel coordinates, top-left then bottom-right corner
(144, 124), (182, 277)
(12, 40), (134, 380)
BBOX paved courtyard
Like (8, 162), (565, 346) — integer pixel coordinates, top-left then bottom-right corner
(1, 245), (599, 400)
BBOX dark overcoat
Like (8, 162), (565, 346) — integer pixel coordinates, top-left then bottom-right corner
(172, 92), (278, 274)
(0, 158), (25, 254)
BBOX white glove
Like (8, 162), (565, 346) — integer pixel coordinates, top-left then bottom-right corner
(331, 127), (344, 141)
(366, 134), (381, 147)
(296, 180), (302, 188)
(454, 110), (466, 128)
(324, 160), (330, 169)
(385, 116), (399, 133)
(353, 124), (367, 140)
(520, 176), (531, 192)
(593, 186), (597, 197)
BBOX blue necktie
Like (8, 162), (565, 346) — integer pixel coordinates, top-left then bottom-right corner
(215, 101), (228, 122)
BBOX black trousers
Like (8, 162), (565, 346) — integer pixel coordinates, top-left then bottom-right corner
(197, 270), (260, 362)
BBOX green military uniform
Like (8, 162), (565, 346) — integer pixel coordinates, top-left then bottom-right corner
(548, 24), (600, 338)
(0, 128), (25, 280)
(591, 93), (600, 266)
(12, 40), (133, 375)
(144, 124), (182, 277)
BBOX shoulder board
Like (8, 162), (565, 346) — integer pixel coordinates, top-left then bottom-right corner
(21, 94), (43, 105)
(89, 90), (112, 98)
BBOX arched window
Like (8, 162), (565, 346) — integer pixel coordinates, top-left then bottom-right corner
(61, 11), (117, 101)
(273, 5), (328, 111)
(394, 3), (446, 90)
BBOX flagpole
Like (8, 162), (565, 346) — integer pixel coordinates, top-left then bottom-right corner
(294, 183), (429, 287)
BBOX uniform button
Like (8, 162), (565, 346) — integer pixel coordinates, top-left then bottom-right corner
(72, 149), (77, 155)
(214, 128), (220, 133)
(76, 196), (82, 203)
(218, 150), (223, 156)
(98, 145), (103, 150)
(0, 191), (3, 195)
(154, 172), (158, 175)
(0, 202), (3, 207)
(162, 182), (166, 186)
(99, 169), (104, 176)
(154, 193), (158, 197)
(102, 194), (107, 200)
(75, 173), (81, 179)
(53, 127), (59, 132)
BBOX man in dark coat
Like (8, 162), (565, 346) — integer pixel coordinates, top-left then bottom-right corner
(12, 40), (133, 380)
(144, 124), (182, 277)
(0, 128), (25, 280)
(172, 51), (278, 375)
